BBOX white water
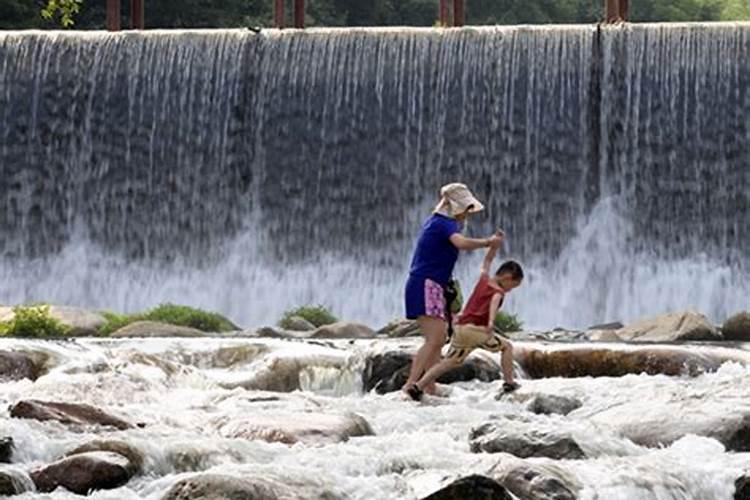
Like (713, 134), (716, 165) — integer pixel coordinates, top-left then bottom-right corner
(1, 337), (748, 499)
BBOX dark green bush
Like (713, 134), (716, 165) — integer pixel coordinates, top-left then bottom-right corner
(279, 305), (338, 329)
(99, 304), (238, 335)
(0, 305), (69, 337)
(494, 311), (523, 333)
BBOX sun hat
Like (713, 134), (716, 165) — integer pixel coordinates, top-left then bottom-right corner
(433, 183), (485, 218)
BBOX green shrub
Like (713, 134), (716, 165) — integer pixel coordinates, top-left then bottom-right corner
(0, 305), (69, 337)
(279, 305), (338, 329)
(98, 304), (238, 335)
(494, 311), (523, 333)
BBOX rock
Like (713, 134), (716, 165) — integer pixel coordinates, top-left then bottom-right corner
(470, 421), (586, 459)
(362, 351), (500, 394)
(526, 394), (583, 416)
(254, 326), (311, 339)
(216, 411), (374, 445)
(110, 320), (206, 338)
(378, 319), (421, 338)
(283, 316), (316, 332)
(31, 451), (133, 494)
(586, 330), (623, 342)
(0, 465), (34, 495)
(723, 312), (750, 341)
(10, 400), (133, 430)
(514, 345), (730, 378)
(736, 474), (750, 500)
(66, 440), (144, 475)
(422, 475), (512, 500)
(0, 437), (13, 463)
(0, 305), (106, 336)
(588, 321), (624, 330)
(0, 350), (42, 381)
(490, 454), (580, 500)
(615, 311), (721, 342)
(311, 321), (375, 339)
(162, 473), (289, 500)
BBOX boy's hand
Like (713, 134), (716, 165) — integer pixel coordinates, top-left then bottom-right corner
(488, 230), (504, 248)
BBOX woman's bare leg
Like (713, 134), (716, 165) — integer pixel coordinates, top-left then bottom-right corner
(403, 316), (447, 391)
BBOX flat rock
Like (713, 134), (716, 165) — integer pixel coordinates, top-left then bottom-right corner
(422, 475), (512, 500)
(470, 421), (586, 459)
(615, 311), (721, 342)
(110, 320), (205, 338)
(10, 400), (133, 430)
(31, 451), (133, 494)
(162, 473), (290, 500)
(378, 319), (421, 337)
(0, 437), (13, 463)
(216, 411), (373, 445)
(587, 321), (624, 330)
(0, 465), (34, 495)
(526, 394), (583, 416)
(489, 453), (580, 500)
(66, 440), (144, 474)
(0, 350), (42, 382)
(311, 321), (375, 339)
(723, 312), (750, 341)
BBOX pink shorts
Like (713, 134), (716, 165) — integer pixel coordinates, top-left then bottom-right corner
(423, 279), (447, 320)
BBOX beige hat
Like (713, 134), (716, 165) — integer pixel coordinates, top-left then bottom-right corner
(433, 182), (485, 218)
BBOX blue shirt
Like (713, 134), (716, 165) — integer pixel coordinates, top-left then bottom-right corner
(408, 214), (461, 286)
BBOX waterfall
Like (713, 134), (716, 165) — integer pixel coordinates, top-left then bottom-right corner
(0, 25), (748, 328)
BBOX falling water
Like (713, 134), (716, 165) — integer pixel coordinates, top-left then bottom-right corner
(0, 25), (748, 328)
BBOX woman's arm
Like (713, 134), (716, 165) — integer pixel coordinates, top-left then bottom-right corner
(450, 233), (501, 251)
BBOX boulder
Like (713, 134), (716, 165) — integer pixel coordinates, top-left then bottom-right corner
(723, 312), (750, 341)
(0, 465), (34, 496)
(526, 394), (582, 416)
(422, 475), (512, 500)
(736, 474), (750, 500)
(0, 350), (42, 382)
(110, 321), (205, 338)
(162, 473), (289, 500)
(216, 411), (373, 445)
(311, 321), (375, 339)
(10, 400), (133, 430)
(283, 316), (316, 332)
(0, 437), (13, 463)
(66, 440), (144, 475)
(31, 451), (133, 494)
(615, 311), (721, 342)
(362, 350), (500, 394)
(378, 319), (421, 338)
(514, 345), (730, 378)
(470, 421), (586, 459)
(0, 305), (106, 336)
(489, 454), (580, 500)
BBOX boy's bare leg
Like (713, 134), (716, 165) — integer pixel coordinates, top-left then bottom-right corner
(403, 316), (447, 391)
(500, 340), (515, 383)
(416, 356), (462, 392)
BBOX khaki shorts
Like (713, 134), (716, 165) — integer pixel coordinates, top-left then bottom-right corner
(446, 324), (507, 363)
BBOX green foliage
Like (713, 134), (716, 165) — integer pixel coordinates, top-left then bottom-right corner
(99, 304), (238, 335)
(279, 305), (338, 329)
(494, 311), (523, 333)
(0, 305), (69, 338)
(41, 0), (83, 27)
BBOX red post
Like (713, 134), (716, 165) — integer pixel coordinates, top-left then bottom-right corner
(130, 0), (144, 29)
(453, 0), (464, 27)
(106, 0), (120, 31)
(439, 0), (449, 26)
(274, 0), (284, 28)
(294, 0), (305, 28)
(605, 0), (620, 22)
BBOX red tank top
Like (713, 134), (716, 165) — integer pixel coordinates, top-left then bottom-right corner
(457, 275), (505, 327)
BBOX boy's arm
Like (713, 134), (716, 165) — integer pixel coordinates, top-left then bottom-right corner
(486, 293), (504, 334)
(479, 231), (504, 275)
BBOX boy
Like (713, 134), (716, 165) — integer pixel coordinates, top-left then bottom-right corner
(406, 242), (524, 401)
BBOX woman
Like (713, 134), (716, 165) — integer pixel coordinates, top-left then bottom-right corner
(403, 183), (502, 395)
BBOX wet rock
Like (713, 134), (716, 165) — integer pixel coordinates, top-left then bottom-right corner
(0, 437), (13, 463)
(615, 311), (721, 342)
(110, 320), (205, 338)
(470, 421), (586, 459)
(490, 453), (580, 500)
(0, 465), (34, 495)
(362, 351), (500, 394)
(311, 321), (375, 339)
(723, 312), (750, 341)
(0, 305), (106, 336)
(422, 475), (512, 500)
(515, 345), (727, 378)
(216, 411), (373, 445)
(526, 394), (582, 416)
(0, 350), (42, 382)
(284, 316), (316, 332)
(10, 400), (133, 430)
(162, 473), (289, 500)
(66, 440), (144, 474)
(31, 451), (132, 494)
(736, 474), (750, 500)
(588, 321), (624, 330)
(378, 319), (421, 338)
